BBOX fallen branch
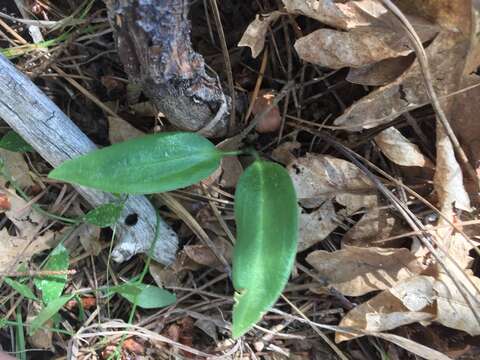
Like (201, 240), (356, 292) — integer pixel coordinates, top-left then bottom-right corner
(0, 54), (178, 265)
(104, 0), (233, 137)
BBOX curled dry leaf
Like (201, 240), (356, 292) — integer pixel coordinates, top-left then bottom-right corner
(306, 246), (425, 296)
(288, 154), (374, 208)
(374, 126), (431, 167)
(434, 126), (471, 216)
(238, 12), (282, 58)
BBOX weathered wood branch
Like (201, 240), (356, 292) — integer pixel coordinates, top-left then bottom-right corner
(105, 0), (233, 137)
(0, 54), (178, 265)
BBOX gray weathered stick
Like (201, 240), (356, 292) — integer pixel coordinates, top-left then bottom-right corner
(0, 54), (178, 265)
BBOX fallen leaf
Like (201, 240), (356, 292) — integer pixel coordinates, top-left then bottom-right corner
(271, 141), (301, 165)
(6, 193), (45, 239)
(295, 25), (429, 69)
(288, 154), (374, 208)
(26, 303), (53, 350)
(390, 275), (436, 312)
(434, 273), (480, 336)
(239, 12), (282, 58)
(343, 207), (398, 247)
(346, 55), (414, 86)
(76, 223), (102, 256)
(107, 116), (144, 144)
(298, 199), (340, 251)
(0, 149), (35, 189)
(220, 156), (243, 188)
(183, 237), (232, 270)
(374, 126), (431, 167)
(337, 290), (433, 342)
(282, 0), (387, 30)
(333, 32), (465, 130)
(307, 246), (424, 296)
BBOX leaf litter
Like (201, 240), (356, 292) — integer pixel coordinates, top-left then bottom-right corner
(2, 0), (480, 358)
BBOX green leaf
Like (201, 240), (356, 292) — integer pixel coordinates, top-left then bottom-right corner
(28, 295), (73, 335)
(5, 278), (37, 301)
(232, 160), (298, 338)
(114, 282), (176, 309)
(84, 203), (124, 227)
(0, 131), (34, 152)
(49, 132), (223, 194)
(15, 309), (26, 360)
(34, 244), (69, 304)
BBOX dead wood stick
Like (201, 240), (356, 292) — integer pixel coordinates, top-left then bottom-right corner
(104, 0), (233, 137)
(0, 54), (178, 265)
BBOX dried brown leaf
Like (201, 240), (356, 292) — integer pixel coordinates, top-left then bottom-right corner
(334, 32), (465, 130)
(0, 149), (35, 189)
(434, 274), (480, 336)
(343, 207), (398, 247)
(288, 154), (374, 207)
(346, 55), (414, 86)
(374, 126), (431, 167)
(295, 27), (414, 69)
(298, 199), (339, 251)
(271, 141), (301, 165)
(107, 116), (144, 144)
(282, 0), (386, 30)
(307, 246), (425, 296)
(183, 237), (232, 270)
(0, 227), (57, 273)
(336, 290), (433, 342)
(238, 12), (282, 58)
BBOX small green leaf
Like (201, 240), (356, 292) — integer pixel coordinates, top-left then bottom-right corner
(5, 278), (37, 301)
(84, 203), (124, 227)
(232, 160), (298, 338)
(34, 244), (69, 304)
(114, 282), (176, 309)
(28, 295), (73, 335)
(49, 132), (223, 194)
(0, 131), (34, 152)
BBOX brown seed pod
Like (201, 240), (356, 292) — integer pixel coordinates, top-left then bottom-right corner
(251, 90), (282, 133)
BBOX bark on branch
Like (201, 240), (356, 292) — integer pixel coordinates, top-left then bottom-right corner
(105, 0), (233, 137)
(0, 54), (178, 265)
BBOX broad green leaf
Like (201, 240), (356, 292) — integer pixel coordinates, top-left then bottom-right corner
(114, 282), (176, 309)
(84, 203), (124, 227)
(49, 132), (223, 194)
(5, 278), (38, 301)
(0, 131), (34, 153)
(34, 244), (69, 304)
(232, 160), (298, 338)
(28, 295), (73, 335)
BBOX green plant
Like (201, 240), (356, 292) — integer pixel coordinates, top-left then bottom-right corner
(49, 131), (299, 337)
